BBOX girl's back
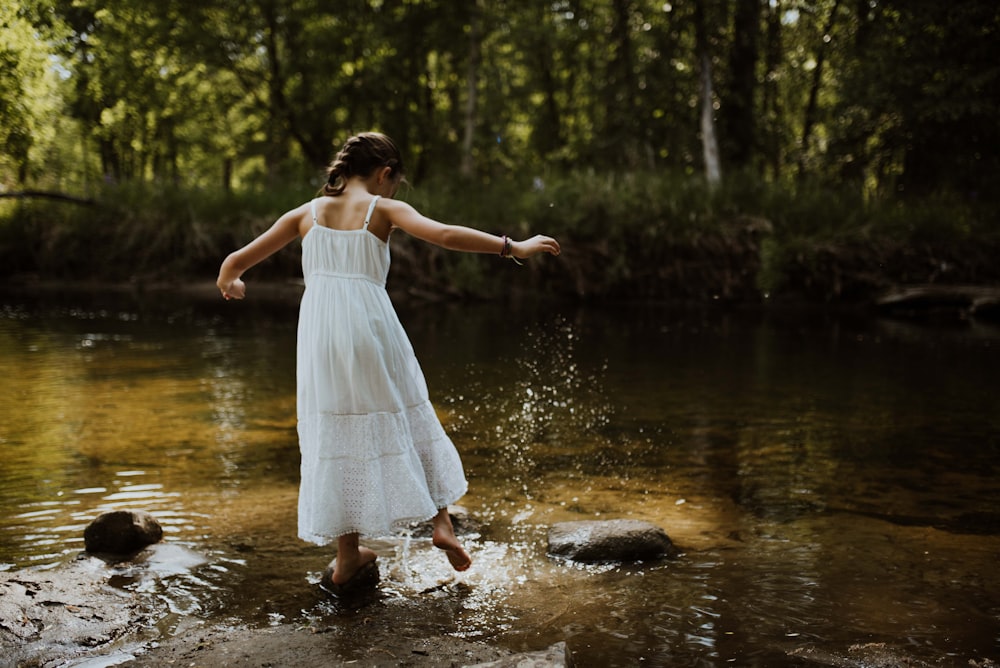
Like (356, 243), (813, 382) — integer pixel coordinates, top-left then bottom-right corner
(302, 196), (389, 287)
(310, 194), (392, 242)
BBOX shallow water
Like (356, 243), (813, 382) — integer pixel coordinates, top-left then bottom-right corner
(1, 288), (998, 666)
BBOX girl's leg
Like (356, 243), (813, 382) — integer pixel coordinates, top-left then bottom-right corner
(431, 507), (472, 571)
(332, 533), (378, 585)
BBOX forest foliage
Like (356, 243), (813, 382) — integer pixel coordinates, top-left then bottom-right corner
(1, 1), (998, 300)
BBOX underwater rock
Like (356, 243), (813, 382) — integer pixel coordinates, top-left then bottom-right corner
(84, 509), (163, 555)
(547, 519), (677, 563)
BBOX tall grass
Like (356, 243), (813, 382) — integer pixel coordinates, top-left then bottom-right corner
(1, 172), (995, 302)
(0, 182), (312, 283)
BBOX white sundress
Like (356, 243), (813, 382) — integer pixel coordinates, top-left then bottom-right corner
(296, 196), (468, 544)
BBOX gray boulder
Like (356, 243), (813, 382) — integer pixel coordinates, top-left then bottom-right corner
(83, 510), (163, 555)
(547, 519), (677, 563)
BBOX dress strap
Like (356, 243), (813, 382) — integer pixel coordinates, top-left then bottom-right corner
(310, 199), (318, 224)
(363, 196), (381, 230)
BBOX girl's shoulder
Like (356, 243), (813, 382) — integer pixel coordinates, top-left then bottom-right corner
(376, 197), (419, 221)
(285, 199), (315, 218)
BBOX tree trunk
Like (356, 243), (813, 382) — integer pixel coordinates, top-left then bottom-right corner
(723, 0), (762, 170)
(834, 0), (879, 187)
(762, 0), (783, 179)
(259, 0), (325, 172)
(460, 0), (482, 178)
(694, 0), (722, 186)
(608, 0), (639, 166)
(798, 0), (842, 179)
(261, 0), (289, 181)
(530, 3), (564, 159)
(699, 56), (722, 186)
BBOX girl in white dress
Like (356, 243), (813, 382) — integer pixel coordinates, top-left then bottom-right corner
(216, 132), (560, 592)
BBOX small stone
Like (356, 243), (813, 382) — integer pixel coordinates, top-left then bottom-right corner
(83, 510), (163, 555)
(547, 519), (677, 563)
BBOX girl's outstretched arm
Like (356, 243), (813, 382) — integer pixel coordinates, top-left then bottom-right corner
(217, 205), (306, 300)
(380, 199), (560, 260)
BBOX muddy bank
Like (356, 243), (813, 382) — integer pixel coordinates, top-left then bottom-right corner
(1, 556), (154, 667)
(131, 620), (516, 668)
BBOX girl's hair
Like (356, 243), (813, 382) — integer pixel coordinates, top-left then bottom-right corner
(321, 132), (405, 196)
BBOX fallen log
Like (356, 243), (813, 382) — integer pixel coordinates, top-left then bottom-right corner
(0, 190), (97, 206)
(876, 284), (1000, 319)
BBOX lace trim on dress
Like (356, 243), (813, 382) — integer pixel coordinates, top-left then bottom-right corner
(296, 400), (468, 543)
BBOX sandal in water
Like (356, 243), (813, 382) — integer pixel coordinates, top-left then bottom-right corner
(319, 560), (379, 597)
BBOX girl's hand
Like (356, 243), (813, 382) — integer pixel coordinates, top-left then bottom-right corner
(220, 278), (246, 301)
(513, 235), (561, 260)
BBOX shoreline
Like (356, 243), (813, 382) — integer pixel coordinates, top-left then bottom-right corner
(3, 276), (999, 317)
(0, 553), (519, 667)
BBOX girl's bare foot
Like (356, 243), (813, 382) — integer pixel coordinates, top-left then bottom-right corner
(432, 509), (472, 572)
(435, 540), (472, 571)
(332, 544), (378, 585)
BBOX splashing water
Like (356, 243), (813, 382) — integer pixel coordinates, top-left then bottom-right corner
(447, 315), (613, 506)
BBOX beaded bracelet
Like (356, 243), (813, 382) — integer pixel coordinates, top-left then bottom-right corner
(500, 235), (524, 265)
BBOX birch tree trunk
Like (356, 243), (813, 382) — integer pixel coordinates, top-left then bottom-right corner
(699, 54), (722, 187)
(694, 0), (722, 187)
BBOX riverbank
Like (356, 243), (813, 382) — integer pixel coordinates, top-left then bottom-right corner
(4, 277), (1000, 329)
(3, 173), (998, 305)
(0, 552), (521, 667)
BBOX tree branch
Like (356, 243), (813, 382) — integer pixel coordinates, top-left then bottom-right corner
(0, 191), (97, 206)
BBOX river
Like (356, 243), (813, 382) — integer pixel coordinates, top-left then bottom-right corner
(1, 287), (998, 666)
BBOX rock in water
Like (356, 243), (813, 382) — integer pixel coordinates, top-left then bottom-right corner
(547, 519), (678, 563)
(84, 510), (163, 555)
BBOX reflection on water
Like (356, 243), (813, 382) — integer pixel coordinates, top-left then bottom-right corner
(1, 291), (999, 666)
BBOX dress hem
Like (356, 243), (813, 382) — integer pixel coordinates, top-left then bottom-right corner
(297, 487), (468, 546)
